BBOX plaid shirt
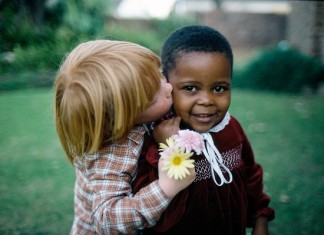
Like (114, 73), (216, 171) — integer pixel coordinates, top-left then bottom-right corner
(71, 125), (171, 235)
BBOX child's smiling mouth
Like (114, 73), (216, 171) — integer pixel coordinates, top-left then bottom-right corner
(191, 113), (216, 123)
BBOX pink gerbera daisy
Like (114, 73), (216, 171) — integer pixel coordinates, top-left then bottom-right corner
(173, 129), (204, 155)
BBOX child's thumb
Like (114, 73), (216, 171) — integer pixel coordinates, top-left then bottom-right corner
(174, 116), (181, 125)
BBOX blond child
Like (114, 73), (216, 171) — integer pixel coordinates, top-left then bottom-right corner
(54, 40), (195, 234)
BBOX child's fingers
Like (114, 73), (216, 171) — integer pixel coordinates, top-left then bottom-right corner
(160, 116), (181, 125)
(173, 116), (181, 125)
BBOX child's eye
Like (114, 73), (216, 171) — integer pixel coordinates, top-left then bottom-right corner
(183, 86), (197, 92)
(213, 86), (226, 93)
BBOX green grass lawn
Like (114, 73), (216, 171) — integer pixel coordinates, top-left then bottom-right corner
(0, 88), (323, 234)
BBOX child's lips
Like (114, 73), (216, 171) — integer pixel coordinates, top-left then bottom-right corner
(192, 113), (216, 123)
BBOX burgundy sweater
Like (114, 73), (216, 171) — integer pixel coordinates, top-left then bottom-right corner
(133, 116), (275, 235)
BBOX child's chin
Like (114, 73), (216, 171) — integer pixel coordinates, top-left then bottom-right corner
(180, 122), (210, 133)
(193, 127), (212, 133)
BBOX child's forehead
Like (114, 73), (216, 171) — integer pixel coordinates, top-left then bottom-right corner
(169, 52), (232, 83)
(173, 52), (231, 70)
(176, 51), (227, 61)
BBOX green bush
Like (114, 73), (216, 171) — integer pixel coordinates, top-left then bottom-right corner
(233, 47), (324, 94)
(0, 1), (65, 52)
(101, 25), (163, 54)
(102, 16), (197, 55)
(1, 1), (199, 91)
(0, 70), (57, 90)
(0, 31), (84, 91)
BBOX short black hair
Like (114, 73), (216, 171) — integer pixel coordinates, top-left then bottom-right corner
(161, 25), (233, 78)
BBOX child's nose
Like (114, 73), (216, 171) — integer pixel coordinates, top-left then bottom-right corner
(197, 91), (213, 105)
(165, 83), (173, 96)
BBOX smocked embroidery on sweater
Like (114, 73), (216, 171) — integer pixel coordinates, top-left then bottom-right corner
(222, 144), (242, 170)
(194, 144), (242, 183)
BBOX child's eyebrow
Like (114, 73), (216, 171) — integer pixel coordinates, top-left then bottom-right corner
(215, 81), (231, 85)
(178, 80), (201, 85)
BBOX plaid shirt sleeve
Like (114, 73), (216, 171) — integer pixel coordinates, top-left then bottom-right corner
(72, 126), (171, 235)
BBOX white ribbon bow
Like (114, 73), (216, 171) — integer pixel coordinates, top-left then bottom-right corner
(201, 112), (233, 186)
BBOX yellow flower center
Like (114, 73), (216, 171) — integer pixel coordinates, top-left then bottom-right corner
(172, 156), (182, 166)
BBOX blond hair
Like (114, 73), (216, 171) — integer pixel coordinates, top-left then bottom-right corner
(54, 40), (162, 163)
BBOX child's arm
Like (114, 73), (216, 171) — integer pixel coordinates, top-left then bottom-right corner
(244, 152), (274, 232)
(87, 136), (194, 234)
(252, 216), (269, 235)
(231, 117), (274, 230)
(240, 131), (274, 231)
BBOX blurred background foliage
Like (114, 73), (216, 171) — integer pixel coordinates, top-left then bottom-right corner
(0, 0), (195, 90)
(233, 47), (324, 94)
(0, 0), (323, 93)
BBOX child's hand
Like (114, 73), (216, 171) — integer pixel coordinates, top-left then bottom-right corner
(153, 116), (181, 144)
(252, 216), (269, 235)
(157, 156), (195, 199)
